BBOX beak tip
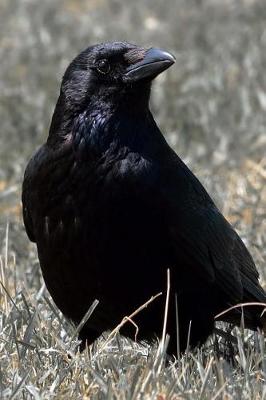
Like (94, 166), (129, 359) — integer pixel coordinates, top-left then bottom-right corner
(157, 49), (176, 64)
(146, 47), (176, 64)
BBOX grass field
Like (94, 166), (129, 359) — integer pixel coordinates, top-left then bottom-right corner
(0, 0), (265, 398)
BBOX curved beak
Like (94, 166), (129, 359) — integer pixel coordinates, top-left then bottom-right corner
(125, 47), (175, 82)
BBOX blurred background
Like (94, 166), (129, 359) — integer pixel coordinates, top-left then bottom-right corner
(0, 0), (265, 278)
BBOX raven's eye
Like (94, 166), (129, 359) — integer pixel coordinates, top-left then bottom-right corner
(96, 59), (110, 75)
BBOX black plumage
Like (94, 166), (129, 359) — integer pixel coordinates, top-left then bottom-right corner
(22, 42), (266, 354)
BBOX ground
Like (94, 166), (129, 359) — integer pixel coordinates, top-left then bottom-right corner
(0, 0), (265, 398)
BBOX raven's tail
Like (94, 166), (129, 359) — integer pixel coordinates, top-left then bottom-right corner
(217, 278), (266, 333)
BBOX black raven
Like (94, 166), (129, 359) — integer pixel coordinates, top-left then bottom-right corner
(22, 42), (266, 354)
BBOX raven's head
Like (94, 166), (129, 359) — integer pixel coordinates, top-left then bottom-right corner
(60, 41), (175, 113)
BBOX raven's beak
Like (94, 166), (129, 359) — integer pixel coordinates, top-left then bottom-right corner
(125, 48), (175, 81)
